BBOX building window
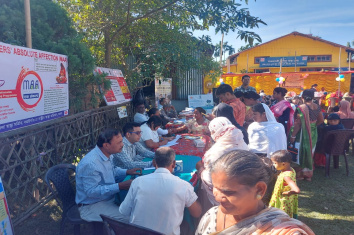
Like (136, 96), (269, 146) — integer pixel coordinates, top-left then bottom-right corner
(254, 56), (269, 64)
(306, 55), (331, 62)
(300, 67), (331, 72)
(254, 69), (270, 73)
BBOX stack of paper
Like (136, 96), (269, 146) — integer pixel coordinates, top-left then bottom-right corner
(159, 135), (181, 147)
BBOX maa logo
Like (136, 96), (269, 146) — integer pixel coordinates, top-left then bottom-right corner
(16, 67), (43, 112)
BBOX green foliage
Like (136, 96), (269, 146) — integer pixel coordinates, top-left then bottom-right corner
(237, 42), (260, 52)
(0, 0), (107, 113)
(58, 0), (266, 90)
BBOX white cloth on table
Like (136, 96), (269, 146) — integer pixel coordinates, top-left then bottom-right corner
(248, 103), (287, 157)
(119, 168), (198, 235)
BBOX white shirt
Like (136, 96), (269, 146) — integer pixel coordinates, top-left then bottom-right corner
(139, 123), (159, 149)
(119, 168), (198, 235)
(134, 112), (148, 123)
(134, 112), (168, 136)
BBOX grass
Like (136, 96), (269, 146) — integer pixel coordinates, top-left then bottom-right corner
(14, 155), (354, 235)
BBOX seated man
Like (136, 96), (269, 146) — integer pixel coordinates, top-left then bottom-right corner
(160, 104), (178, 121)
(113, 122), (155, 169)
(119, 147), (202, 235)
(75, 128), (141, 222)
(133, 102), (148, 124)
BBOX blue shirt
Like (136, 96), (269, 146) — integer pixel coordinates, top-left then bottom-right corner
(75, 146), (127, 205)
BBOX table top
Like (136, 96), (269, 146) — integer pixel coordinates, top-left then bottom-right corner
(169, 134), (210, 157)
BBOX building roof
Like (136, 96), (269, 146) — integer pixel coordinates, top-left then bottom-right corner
(228, 31), (354, 60)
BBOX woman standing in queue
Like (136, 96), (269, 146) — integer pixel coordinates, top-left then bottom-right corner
(289, 89), (324, 181)
(195, 150), (314, 235)
(270, 87), (294, 134)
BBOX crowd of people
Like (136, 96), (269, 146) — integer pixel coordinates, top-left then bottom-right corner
(73, 74), (354, 234)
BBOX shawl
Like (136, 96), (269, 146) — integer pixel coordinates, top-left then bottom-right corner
(271, 100), (294, 133)
(213, 103), (249, 144)
(201, 117), (248, 205)
(196, 207), (315, 235)
(248, 104), (287, 157)
(336, 100), (354, 119)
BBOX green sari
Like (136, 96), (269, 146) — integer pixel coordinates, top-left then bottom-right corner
(289, 106), (314, 178)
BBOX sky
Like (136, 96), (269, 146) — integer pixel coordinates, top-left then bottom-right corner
(192, 0), (354, 57)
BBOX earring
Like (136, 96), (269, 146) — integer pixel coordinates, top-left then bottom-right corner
(256, 194), (262, 200)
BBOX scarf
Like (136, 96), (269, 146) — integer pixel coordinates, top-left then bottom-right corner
(337, 100), (354, 119)
(271, 100), (294, 133)
(248, 104), (287, 157)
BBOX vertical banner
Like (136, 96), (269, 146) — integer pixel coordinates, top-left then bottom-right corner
(94, 67), (132, 105)
(155, 78), (172, 108)
(0, 42), (69, 133)
(0, 177), (14, 235)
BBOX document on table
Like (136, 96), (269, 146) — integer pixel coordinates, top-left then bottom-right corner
(159, 135), (181, 147)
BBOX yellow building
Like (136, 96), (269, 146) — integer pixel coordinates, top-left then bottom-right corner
(203, 32), (354, 95)
(227, 31), (354, 74)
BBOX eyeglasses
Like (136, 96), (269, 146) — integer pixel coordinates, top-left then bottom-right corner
(129, 131), (143, 135)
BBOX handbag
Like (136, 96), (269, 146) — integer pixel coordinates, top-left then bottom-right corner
(287, 143), (299, 163)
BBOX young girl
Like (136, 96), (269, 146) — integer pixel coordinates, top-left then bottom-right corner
(269, 150), (300, 218)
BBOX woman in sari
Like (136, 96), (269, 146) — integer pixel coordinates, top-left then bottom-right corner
(289, 89), (324, 181)
(175, 107), (210, 135)
(196, 150), (314, 235)
(248, 103), (287, 158)
(271, 87), (294, 134)
(198, 117), (248, 207)
(336, 100), (354, 119)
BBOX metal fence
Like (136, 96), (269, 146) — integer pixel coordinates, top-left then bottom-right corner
(0, 103), (134, 225)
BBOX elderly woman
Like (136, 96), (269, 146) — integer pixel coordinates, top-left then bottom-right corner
(175, 107), (210, 135)
(196, 150), (315, 235)
(197, 117), (248, 206)
(248, 103), (287, 157)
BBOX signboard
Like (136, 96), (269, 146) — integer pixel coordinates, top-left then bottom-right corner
(0, 42), (69, 133)
(117, 106), (128, 118)
(281, 73), (304, 89)
(0, 177), (14, 235)
(260, 56), (308, 67)
(94, 67), (131, 105)
(155, 78), (172, 107)
(188, 93), (214, 113)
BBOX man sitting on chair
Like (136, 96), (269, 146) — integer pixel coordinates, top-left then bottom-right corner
(113, 122), (155, 169)
(119, 147), (202, 235)
(75, 128), (141, 222)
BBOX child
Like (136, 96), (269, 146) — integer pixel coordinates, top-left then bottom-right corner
(269, 150), (300, 218)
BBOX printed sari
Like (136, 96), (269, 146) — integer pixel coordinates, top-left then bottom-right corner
(289, 106), (313, 179)
(196, 207), (314, 235)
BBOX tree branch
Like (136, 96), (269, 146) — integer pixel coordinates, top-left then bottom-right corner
(107, 0), (179, 44)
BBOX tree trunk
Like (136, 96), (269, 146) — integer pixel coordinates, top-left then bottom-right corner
(104, 30), (112, 68)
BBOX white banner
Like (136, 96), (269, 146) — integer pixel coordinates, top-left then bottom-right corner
(188, 93), (214, 113)
(155, 78), (172, 107)
(0, 42), (69, 133)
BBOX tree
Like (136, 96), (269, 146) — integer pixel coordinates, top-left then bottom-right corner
(237, 43), (260, 52)
(58, 0), (266, 68)
(0, 0), (108, 113)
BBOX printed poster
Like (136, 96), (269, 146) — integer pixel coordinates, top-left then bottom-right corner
(281, 73), (304, 89)
(188, 93), (214, 114)
(117, 106), (128, 118)
(0, 42), (69, 133)
(94, 67), (131, 105)
(0, 177), (14, 235)
(155, 78), (172, 107)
